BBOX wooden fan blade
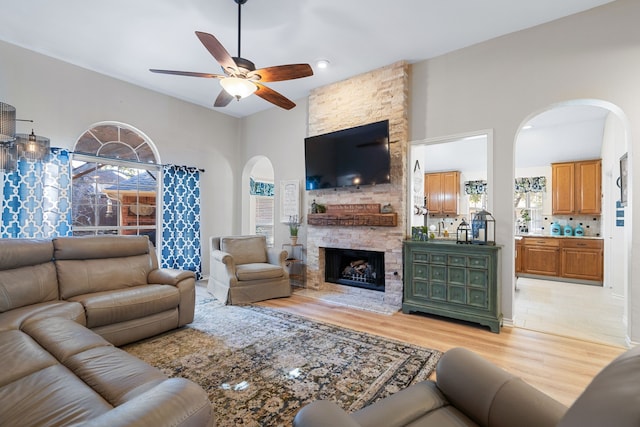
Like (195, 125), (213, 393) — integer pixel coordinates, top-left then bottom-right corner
(150, 69), (224, 79)
(195, 31), (238, 75)
(254, 83), (296, 110)
(248, 64), (313, 82)
(214, 89), (235, 107)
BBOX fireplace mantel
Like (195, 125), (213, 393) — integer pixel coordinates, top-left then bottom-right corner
(307, 203), (398, 227)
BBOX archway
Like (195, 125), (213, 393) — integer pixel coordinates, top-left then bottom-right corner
(513, 99), (631, 346)
(241, 156), (275, 245)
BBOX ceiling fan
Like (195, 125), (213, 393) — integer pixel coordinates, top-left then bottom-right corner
(150, 0), (313, 110)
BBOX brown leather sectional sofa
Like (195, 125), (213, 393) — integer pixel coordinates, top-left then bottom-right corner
(0, 235), (214, 426)
(294, 345), (640, 427)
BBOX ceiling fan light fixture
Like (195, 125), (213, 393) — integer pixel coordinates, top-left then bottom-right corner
(220, 77), (257, 100)
(16, 129), (50, 162)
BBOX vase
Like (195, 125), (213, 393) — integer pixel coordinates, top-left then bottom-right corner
(290, 236), (298, 246)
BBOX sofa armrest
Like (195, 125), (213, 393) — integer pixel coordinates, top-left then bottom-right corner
(293, 400), (361, 427)
(436, 348), (567, 427)
(211, 249), (237, 285)
(147, 268), (195, 286)
(88, 378), (214, 427)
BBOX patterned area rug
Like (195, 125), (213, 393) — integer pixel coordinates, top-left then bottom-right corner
(123, 296), (441, 426)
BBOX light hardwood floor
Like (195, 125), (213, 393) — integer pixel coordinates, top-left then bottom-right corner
(514, 277), (626, 347)
(258, 293), (626, 407)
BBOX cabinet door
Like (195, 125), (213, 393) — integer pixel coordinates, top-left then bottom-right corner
(522, 246), (560, 276)
(424, 173), (442, 213)
(552, 162), (575, 214)
(441, 171), (460, 215)
(561, 248), (603, 282)
(560, 239), (603, 282)
(576, 160), (601, 214)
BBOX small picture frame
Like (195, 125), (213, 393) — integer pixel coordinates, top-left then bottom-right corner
(619, 153), (628, 207)
(280, 180), (300, 223)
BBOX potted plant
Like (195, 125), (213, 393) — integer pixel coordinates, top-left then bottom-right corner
(288, 215), (302, 245)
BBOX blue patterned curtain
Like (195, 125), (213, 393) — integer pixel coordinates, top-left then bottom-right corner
(1, 149), (72, 238)
(515, 176), (547, 193)
(160, 165), (202, 279)
(249, 177), (274, 196)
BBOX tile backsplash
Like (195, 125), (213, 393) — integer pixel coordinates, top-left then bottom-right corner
(540, 215), (601, 237)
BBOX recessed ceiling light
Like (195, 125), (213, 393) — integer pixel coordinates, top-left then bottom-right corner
(316, 59), (330, 69)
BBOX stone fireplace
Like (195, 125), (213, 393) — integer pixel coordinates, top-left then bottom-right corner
(304, 61), (409, 310)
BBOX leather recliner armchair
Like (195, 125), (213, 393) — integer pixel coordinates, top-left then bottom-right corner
(207, 235), (291, 304)
(294, 345), (640, 427)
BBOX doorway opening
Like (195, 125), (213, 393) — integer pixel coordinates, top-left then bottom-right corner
(513, 100), (629, 347)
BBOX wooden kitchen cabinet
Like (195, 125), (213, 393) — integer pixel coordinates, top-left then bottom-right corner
(424, 171), (459, 215)
(560, 238), (603, 282)
(515, 238), (523, 275)
(521, 237), (561, 277)
(518, 236), (603, 284)
(552, 159), (601, 215)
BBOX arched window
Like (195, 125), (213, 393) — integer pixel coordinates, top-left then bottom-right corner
(71, 122), (161, 244)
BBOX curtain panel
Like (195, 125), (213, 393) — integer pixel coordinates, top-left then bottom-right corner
(160, 165), (202, 279)
(464, 180), (487, 195)
(1, 149), (72, 238)
(249, 177), (275, 196)
(515, 176), (547, 193)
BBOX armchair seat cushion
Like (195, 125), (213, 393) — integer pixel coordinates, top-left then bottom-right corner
(236, 263), (285, 281)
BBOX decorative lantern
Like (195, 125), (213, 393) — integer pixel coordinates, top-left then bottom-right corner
(456, 218), (471, 244)
(471, 209), (495, 245)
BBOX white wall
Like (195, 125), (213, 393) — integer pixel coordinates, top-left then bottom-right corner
(409, 0), (640, 340)
(239, 98), (309, 247)
(0, 40), (241, 276)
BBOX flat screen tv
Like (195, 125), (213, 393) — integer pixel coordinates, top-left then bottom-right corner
(304, 120), (390, 190)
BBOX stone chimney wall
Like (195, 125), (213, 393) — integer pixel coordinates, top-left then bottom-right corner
(306, 61), (409, 308)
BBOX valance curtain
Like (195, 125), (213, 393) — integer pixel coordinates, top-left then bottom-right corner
(515, 176), (547, 193)
(160, 165), (202, 279)
(1, 148), (72, 238)
(464, 180), (487, 195)
(249, 177), (274, 196)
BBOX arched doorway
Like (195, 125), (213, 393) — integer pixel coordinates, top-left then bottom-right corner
(241, 156), (275, 245)
(513, 100), (631, 346)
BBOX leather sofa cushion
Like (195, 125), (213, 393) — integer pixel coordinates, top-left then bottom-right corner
(69, 285), (181, 328)
(236, 263), (285, 281)
(66, 345), (168, 406)
(53, 235), (150, 260)
(0, 263), (59, 312)
(0, 364), (113, 426)
(56, 254), (153, 300)
(0, 330), (58, 388)
(0, 301), (85, 331)
(221, 235), (268, 265)
(558, 344), (640, 427)
(0, 238), (53, 270)
(21, 316), (113, 364)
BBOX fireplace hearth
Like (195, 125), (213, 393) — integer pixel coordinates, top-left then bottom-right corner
(324, 248), (385, 292)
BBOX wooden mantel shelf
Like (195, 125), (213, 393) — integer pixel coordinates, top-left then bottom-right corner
(307, 203), (398, 227)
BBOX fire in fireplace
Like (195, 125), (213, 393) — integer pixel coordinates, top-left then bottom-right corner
(324, 248), (385, 292)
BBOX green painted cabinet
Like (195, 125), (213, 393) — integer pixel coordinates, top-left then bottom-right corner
(402, 241), (502, 333)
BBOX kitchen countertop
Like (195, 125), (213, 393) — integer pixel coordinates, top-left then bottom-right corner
(515, 233), (603, 240)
